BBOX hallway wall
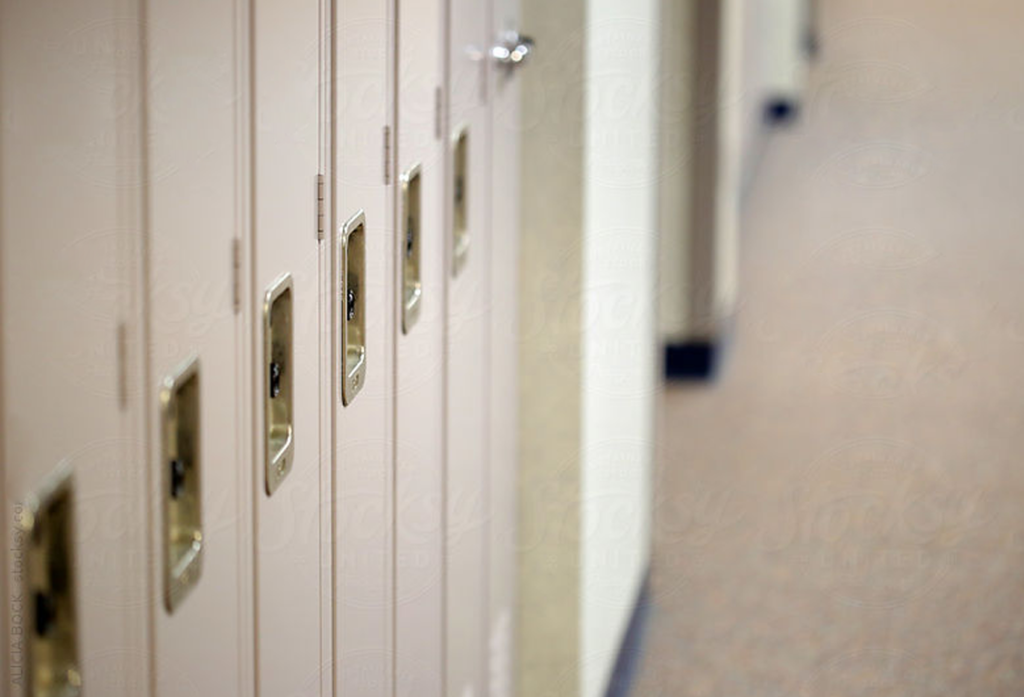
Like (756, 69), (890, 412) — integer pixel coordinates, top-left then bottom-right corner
(516, 0), (659, 694)
(517, 0), (585, 691)
(580, 0), (659, 692)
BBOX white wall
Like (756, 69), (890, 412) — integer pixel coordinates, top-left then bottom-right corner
(517, 0), (659, 692)
(580, 0), (659, 694)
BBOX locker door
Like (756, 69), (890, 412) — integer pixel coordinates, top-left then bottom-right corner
(144, 0), (254, 693)
(762, 0), (809, 110)
(487, 0), (525, 694)
(445, 0), (491, 694)
(394, 0), (446, 692)
(0, 1), (148, 695)
(250, 0), (327, 693)
(332, 0), (396, 694)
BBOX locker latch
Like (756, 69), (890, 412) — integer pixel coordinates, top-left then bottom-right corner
(452, 126), (469, 276)
(22, 464), (81, 696)
(160, 354), (203, 612)
(400, 163), (423, 333)
(263, 273), (295, 495)
(340, 210), (367, 405)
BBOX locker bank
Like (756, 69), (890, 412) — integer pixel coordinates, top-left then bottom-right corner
(1, 0), (527, 692)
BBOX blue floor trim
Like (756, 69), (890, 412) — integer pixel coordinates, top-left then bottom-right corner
(665, 341), (718, 380)
(604, 571), (652, 697)
(764, 97), (799, 126)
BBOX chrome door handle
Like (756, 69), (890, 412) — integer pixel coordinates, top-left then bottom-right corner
(492, 31), (534, 71)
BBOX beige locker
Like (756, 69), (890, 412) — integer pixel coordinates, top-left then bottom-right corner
(762, 0), (810, 112)
(487, 3), (525, 695)
(445, 0), (491, 694)
(331, 0), (396, 693)
(0, 1), (149, 694)
(143, 0), (255, 692)
(395, 0), (447, 692)
(249, 0), (329, 693)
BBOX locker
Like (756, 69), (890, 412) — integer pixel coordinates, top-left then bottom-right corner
(394, 0), (447, 691)
(445, 0), (491, 694)
(143, 0), (254, 692)
(249, 0), (329, 692)
(0, 0), (149, 695)
(487, 3), (526, 695)
(331, 0), (396, 693)
(762, 0), (810, 115)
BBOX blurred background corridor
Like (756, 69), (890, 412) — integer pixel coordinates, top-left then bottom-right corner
(638, 0), (1024, 694)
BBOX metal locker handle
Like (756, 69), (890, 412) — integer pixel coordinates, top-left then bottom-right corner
(161, 353), (203, 612)
(400, 163), (423, 334)
(491, 31), (534, 72)
(452, 126), (470, 277)
(21, 463), (81, 696)
(341, 210), (368, 405)
(263, 273), (295, 495)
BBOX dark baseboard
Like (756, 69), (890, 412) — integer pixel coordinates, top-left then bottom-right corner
(604, 572), (652, 697)
(664, 341), (718, 380)
(764, 98), (799, 126)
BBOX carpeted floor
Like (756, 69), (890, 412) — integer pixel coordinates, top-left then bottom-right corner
(633, 1), (1024, 694)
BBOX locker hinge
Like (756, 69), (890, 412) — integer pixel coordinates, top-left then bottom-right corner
(434, 86), (443, 140)
(232, 238), (242, 314)
(316, 173), (325, 241)
(116, 321), (128, 410)
(383, 125), (391, 184)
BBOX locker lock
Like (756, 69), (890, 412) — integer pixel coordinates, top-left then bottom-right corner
(405, 217), (415, 259)
(35, 591), (56, 637)
(170, 459), (187, 499)
(269, 361), (282, 398)
(347, 287), (357, 322)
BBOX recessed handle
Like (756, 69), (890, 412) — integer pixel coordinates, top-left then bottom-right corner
(452, 126), (470, 277)
(400, 163), (423, 334)
(263, 273), (295, 495)
(160, 354), (203, 612)
(22, 464), (81, 695)
(340, 210), (367, 405)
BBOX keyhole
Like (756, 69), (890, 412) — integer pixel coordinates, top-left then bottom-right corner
(170, 458), (187, 499)
(35, 591), (56, 637)
(406, 217), (415, 259)
(269, 361), (282, 398)
(347, 287), (357, 322)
